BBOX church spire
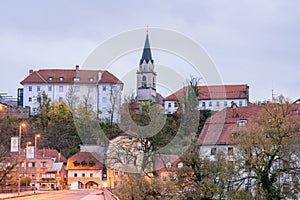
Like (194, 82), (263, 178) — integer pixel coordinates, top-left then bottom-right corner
(139, 32), (154, 65)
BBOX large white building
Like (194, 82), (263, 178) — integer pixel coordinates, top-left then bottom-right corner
(20, 65), (123, 122)
(164, 84), (249, 114)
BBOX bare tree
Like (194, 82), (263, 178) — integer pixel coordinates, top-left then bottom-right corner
(231, 95), (300, 199)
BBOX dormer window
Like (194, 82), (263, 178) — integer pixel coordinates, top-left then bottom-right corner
(73, 77), (80, 82)
(81, 160), (87, 166)
(48, 77), (53, 81)
(59, 77), (64, 82)
(89, 77), (94, 82)
(73, 161), (80, 166)
(237, 119), (247, 126)
(166, 162), (172, 170)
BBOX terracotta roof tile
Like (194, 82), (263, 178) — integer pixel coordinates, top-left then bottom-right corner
(20, 68), (122, 85)
(35, 149), (67, 163)
(197, 106), (263, 145)
(66, 152), (103, 170)
(164, 84), (249, 101)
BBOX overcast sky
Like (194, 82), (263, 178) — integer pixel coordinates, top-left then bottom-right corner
(0, 0), (299, 102)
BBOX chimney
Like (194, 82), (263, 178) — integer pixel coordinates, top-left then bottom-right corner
(98, 72), (102, 81)
(29, 69), (33, 74)
(75, 65), (79, 73)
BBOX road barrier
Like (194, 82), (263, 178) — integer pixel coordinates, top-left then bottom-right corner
(103, 188), (119, 200)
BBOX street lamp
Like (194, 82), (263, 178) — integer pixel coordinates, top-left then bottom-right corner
(35, 134), (41, 151)
(34, 134), (41, 194)
(0, 103), (5, 112)
(25, 141), (32, 191)
(18, 122), (27, 195)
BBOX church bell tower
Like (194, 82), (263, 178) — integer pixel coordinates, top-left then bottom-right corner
(136, 31), (157, 101)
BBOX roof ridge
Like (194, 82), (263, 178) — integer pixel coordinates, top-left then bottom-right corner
(35, 71), (48, 83)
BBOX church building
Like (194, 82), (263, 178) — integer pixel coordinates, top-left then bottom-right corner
(136, 32), (159, 102)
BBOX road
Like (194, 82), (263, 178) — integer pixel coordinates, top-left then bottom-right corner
(4, 190), (104, 200)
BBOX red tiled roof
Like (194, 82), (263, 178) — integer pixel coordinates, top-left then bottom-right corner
(154, 154), (180, 172)
(35, 149), (67, 163)
(164, 84), (249, 101)
(20, 67), (122, 85)
(66, 152), (103, 170)
(98, 71), (123, 84)
(197, 106), (263, 145)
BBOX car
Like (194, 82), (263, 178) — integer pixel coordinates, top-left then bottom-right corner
(40, 186), (51, 191)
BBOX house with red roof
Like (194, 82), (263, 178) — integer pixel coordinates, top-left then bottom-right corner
(196, 105), (262, 157)
(3, 148), (67, 190)
(66, 152), (104, 190)
(163, 84), (249, 114)
(20, 65), (123, 122)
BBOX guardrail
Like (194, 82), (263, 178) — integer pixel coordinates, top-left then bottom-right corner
(103, 188), (119, 200)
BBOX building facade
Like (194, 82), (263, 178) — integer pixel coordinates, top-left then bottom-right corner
(20, 66), (123, 122)
(66, 152), (104, 190)
(164, 84), (249, 114)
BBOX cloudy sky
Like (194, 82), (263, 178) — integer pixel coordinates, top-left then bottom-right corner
(0, 0), (299, 102)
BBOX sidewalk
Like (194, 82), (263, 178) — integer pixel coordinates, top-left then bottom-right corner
(0, 190), (48, 199)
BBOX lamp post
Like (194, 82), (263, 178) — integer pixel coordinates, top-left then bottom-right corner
(25, 141), (32, 191)
(18, 122), (26, 195)
(34, 134), (41, 194)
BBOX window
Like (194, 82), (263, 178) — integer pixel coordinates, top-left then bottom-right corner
(103, 85), (106, 91)
(37, 86), (41, 92)
(168, 103), (171, 108)
(245, 182), (251, 192)
(82, 173), (85, 177)
(74, 86), (80, 92)
(237, 119), (247, 126)
(32, 162), (35, 167)
(228, 147), (233, 156)
(29, 97), (32, 102)
(178, 162), (183, 168)
(89, 87), (93, 93)
(59, 86), (64, 92)
(216, 101), (220, 107)
(142, 76), (147, 88)
(73, 77), (80, 82)
(114, 168), (119, 176)
(48, 97), (52, 102)
(90, 173), (93, 177)
(59, 97), (63, 102)
(209, 101), (212, 107)
(210, 147), (216, 155)
(74, 173), (77, 177)
(48, 86), (52, 92)
(239, 101), (243, 107)
(29, 86), (32, 92)
(41, 162), (47, 168)
(102, 97), (107, 103)
(227, 181), (233, 191)
(224, 101), (228, 106)
(153, 77), (155, 88)
(202, 102), (206, 107)
(166, 162), (172, 170)
(48, 77), (53, 81)
(174, 102), (178, 107)
(59, 77), (64, 81)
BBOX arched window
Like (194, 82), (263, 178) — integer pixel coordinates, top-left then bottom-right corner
(142, 76), (147, 88)
(153, 77), (155, 88)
